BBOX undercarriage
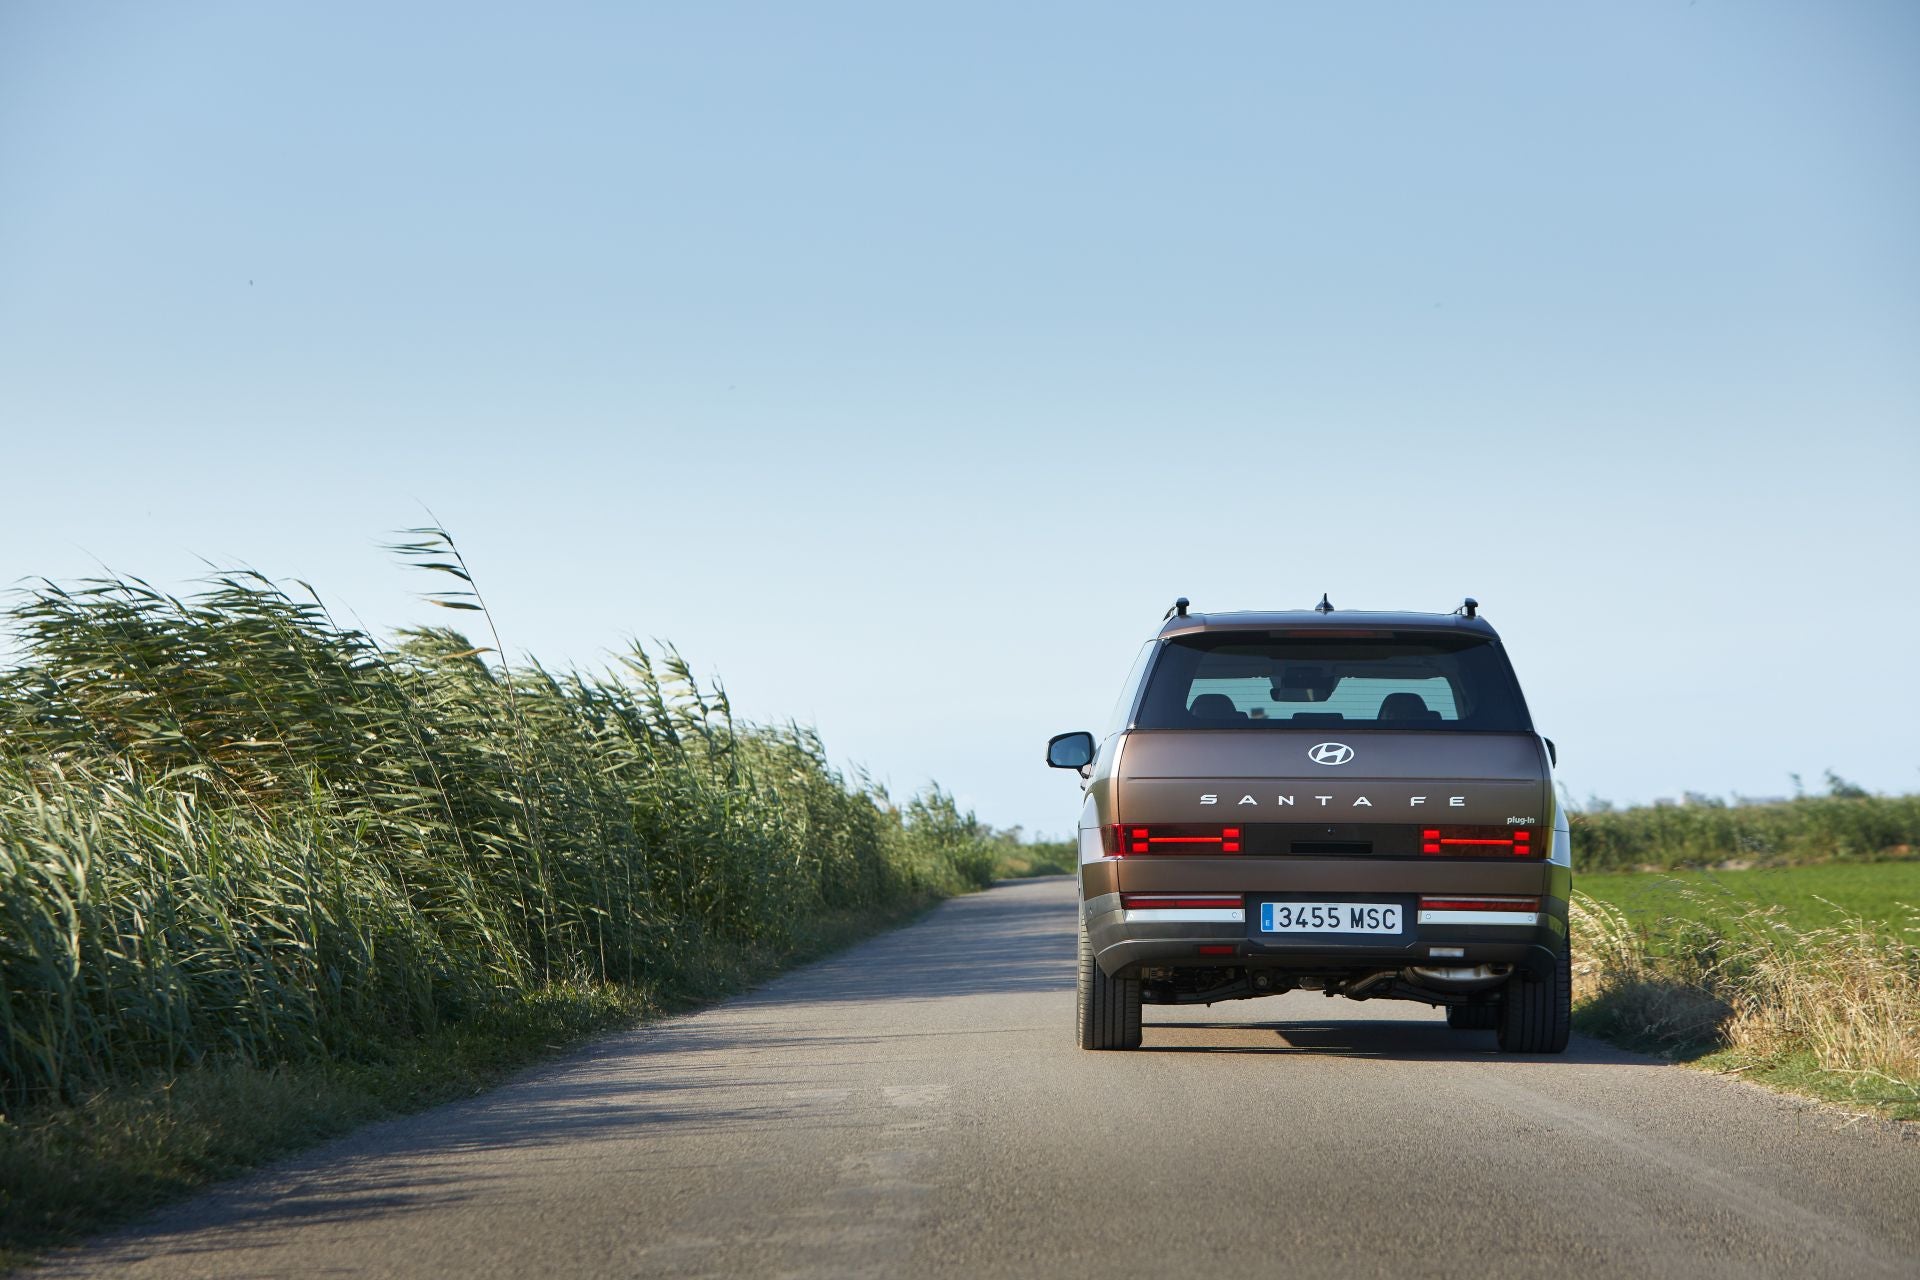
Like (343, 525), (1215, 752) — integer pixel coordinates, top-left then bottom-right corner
(1137, 961), (1515, 1007)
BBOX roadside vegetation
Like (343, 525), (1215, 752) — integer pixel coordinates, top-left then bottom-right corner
(993, 836), (1076, 879)
(1571, 861), (1920, 1120)
(1569, 784), (1919, 872)
(0, 532), (1034, 1262)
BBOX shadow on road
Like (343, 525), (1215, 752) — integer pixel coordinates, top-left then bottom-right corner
(1140, 1016), (1644, 1066)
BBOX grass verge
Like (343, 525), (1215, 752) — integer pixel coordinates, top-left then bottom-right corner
(1570, 876), (1920, 1122)
(0, 897), (933, 1272)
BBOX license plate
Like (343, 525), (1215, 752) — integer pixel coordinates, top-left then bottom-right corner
(1260, 902), (1402, 934)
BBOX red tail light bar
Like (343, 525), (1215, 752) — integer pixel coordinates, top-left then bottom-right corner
(1420, 825), (1539, 858)
(1103, 824), (1242, 855)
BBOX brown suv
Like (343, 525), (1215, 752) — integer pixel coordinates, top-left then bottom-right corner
(1045, 597), (1571, 1053)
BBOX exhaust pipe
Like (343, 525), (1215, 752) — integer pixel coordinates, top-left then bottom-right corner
(1405, 964), (1511, 992)
(1342, 970), (1400, 1000)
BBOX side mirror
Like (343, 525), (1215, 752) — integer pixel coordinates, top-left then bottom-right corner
(1046, 731), (1096, 770)
(1544, 737), (1558, 768)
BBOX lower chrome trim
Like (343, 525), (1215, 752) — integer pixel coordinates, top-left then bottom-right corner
(1417, 909), (1541, 927)
(1122, 908), (1246, 924)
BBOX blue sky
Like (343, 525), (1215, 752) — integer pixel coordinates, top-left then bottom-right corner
(3, 1), (1915, 835)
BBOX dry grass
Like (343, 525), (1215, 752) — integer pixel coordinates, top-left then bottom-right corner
(1721, 914), (1920, 1086)
(1571, 890), (1920, 1117)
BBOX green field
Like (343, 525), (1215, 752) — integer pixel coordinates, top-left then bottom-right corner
(1577, 860), (1920, 936)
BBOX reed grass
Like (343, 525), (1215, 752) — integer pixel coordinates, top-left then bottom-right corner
(0, 533), (1004, 1116)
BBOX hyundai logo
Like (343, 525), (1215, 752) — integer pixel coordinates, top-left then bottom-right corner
(1308, 742), (1355, 766)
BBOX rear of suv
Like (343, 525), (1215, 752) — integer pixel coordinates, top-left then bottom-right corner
(1045, 597), (1571, 1054)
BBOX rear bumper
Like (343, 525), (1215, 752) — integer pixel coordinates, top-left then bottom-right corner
(1080, 855), (1571, 980)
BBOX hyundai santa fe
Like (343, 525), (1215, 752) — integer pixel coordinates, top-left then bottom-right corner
(1045, 596), (1572, 1053)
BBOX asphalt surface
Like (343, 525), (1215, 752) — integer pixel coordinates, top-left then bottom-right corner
(43, 876), (1920, 1279)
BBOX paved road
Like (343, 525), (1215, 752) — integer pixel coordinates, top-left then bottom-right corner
(44, 877), (1920, 1279)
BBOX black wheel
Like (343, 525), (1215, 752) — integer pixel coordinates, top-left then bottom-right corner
(1447, 1002), (1499, 1030)
(1076, 926), (1142, 1050)
(1496, 949), (1572, 1054)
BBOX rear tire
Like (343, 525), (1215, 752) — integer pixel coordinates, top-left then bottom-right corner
(1447, 1002), (1499, 1031)
(1076, 926), (1142, 1050)
(1496, 949), (1572, 1053)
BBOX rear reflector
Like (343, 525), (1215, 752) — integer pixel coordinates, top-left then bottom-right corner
(1197, 944), (1236, 956)
(1419, 826), (1539, 858)
(1120, 894), (1244, 910)
(1418, 897), (1540, 912)
(1106, 824), (1242, 856)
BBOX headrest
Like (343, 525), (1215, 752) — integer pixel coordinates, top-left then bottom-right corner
(1378, 692), (1440, 721)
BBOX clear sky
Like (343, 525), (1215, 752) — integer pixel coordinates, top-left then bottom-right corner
(3, 1), (1916, 836)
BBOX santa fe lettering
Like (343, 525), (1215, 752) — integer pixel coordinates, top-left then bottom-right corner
(1200, 792), (1471, 808)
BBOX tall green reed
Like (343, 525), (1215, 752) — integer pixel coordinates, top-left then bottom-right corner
(0, 537), (998, 1111)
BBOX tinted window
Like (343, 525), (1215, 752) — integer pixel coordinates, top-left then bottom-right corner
(1134, 632), (1531, 732)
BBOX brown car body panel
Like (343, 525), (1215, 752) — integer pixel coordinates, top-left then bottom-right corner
(1080, 858), (1120, 899)
(1111, 856), (1553, 897)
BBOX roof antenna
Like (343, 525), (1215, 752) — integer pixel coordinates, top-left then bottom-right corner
(1459, 597), (1479, 619)
(1315, 593), (1334, 614)
(1164, 596), (1190, 620)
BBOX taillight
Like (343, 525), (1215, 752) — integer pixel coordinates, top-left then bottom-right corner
(1419, 826), (1539, 857)
(1104, 824), (1242, 855)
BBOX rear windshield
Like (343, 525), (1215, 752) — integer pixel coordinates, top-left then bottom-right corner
(1134, 631), (1531, 732)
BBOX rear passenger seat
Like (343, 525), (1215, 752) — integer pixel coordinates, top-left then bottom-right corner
(1188, 693), (1245, 722)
